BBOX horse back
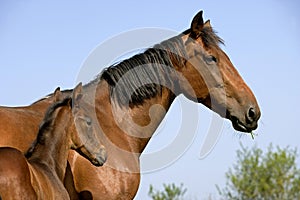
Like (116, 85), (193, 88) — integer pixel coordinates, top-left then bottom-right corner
(0, 100), (52, 152)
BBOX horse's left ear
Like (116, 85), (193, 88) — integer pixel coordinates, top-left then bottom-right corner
(53, 87), (63, 102)
(191, 10), (204, 38)
(72, 83), (83, 108)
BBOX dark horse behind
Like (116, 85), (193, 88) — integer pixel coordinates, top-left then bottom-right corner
(0, 10), (260, 199)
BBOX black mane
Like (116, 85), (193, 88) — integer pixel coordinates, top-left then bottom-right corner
(25, 97), (72, 158)
(97, 35), (187, 107)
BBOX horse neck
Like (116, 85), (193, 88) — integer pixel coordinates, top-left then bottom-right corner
(91, 82), (175, 169)
(133, 86), (176, 152)
(85, 36), (185, 157)
(91, 72), (177, 157)
(28, 107), (72, 181)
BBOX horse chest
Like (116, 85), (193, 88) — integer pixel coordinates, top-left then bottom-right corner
(29, 165), (70, 199)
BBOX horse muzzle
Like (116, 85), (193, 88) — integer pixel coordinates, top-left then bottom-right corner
(91, 148), (107, 167)
(228, 106), (261, 133)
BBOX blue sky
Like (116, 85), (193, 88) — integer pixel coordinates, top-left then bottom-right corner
(0, 1), (299, 199)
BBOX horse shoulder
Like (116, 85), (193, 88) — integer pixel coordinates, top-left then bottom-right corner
(0, 147), (37, 199)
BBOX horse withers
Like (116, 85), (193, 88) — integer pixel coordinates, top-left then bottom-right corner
(0, 83), (107, 199)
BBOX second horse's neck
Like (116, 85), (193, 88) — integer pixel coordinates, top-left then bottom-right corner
(28, 107), (72, 181)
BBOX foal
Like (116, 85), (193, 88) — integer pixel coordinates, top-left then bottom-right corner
(0, 83), (107, 200)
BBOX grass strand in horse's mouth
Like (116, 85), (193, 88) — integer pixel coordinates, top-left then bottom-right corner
(232, 117), (256, 139)
(250, 132), (255, 140)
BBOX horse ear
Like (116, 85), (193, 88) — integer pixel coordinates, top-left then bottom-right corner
(72, 82), (83, 107)
(203, 20), (212, 30)
(191, 10), (204, 38)
(53, 87), (63, 102)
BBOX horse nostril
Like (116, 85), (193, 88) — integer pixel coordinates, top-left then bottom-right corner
(247, 107), (256, 123)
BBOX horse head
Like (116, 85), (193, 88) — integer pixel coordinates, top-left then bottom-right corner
(176, 11), (260, 132)
(63, 83), (107, 166)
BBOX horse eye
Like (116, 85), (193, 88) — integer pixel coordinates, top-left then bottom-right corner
(206, 55), (217, 64)
(86, 117), (92, 126)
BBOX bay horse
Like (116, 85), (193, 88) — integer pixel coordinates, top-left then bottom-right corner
(0, 11), (260, 199)
(0, 84), (107, 199)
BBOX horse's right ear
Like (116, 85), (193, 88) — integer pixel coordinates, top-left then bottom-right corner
(53, 87), (63, 102)
(72, 83), (83, 107)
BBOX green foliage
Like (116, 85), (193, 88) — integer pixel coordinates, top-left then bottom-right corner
(217, 144), (300, 200)
(148, 183), (187, 200)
